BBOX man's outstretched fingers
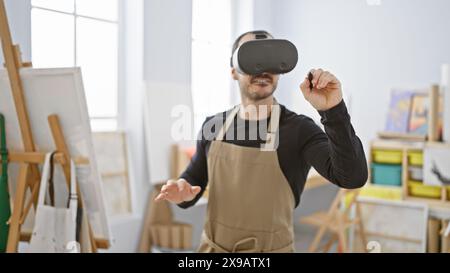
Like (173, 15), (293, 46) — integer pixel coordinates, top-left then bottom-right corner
(155, 179), (177, 202)
(177, 179), (186, 193)
(154, 192), (167, 202)
(164, 183), (178, 195)
(167, 179), (176, 185)
(160, 184), (168, 193)
(191, 186), (201, 195)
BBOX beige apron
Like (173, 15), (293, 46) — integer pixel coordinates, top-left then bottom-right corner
(197, 101), (296, 253)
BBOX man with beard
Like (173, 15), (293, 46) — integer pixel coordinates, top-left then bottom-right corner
(155, 30), (368, 253)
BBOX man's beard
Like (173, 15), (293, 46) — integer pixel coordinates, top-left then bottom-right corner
(241, 74), (278, 101)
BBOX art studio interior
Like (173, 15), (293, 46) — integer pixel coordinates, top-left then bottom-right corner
(1, 0), (450, 254)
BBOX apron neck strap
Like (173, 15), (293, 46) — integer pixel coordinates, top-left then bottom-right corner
(215, 106), (239, 141)
(215, 99), (281, 146)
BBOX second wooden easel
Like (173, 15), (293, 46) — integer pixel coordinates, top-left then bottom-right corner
(0, 0), (107, 252)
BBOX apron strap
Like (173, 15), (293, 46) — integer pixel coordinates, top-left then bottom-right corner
(215, 105), (240, 141)
(267, 100), (281, 135)
(215, 99), (281, 148)
(262, 101), (281, 151)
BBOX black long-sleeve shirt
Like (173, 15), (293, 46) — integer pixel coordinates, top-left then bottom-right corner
(178, 99), (368, 209)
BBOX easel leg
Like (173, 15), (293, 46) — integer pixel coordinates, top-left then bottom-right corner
(309, 225), (328, 253)
(337, 218), (347, 253)
(88, 223), (98, 253)
(6, 163), (30, 253)
(20, 180), (40, 224)
(356, 204), (368, 253)
(323, 234), (338, 253)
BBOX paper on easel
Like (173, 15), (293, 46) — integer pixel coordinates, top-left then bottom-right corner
(442, 64), (450, 143)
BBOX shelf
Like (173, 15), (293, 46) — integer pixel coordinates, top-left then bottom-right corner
(405, 197), (450, 209)
(425, 142), (450, 149)
(369, 139), (450, 208)
(371, 139), (425, 150)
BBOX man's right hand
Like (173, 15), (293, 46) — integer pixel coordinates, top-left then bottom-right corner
(154, 179), (202, 204)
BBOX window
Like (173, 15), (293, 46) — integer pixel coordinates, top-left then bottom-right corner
(191, 0), (233, 134)
(31, 0), (119, 131)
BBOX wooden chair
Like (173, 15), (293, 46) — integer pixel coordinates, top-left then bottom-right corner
(300, 189), (368, 253)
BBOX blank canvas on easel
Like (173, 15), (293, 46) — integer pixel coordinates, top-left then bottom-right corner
(0, 67), (111, 242)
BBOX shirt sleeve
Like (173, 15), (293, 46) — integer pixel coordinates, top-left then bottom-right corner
(301, 100), (368, 188)
(177, 120), (210, 209)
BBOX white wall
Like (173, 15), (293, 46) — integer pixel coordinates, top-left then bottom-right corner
(120, 0), (147, 215)
(253, 0), (450, 152)
(143, 0), (193, 183)
(0, 0), (31, 64)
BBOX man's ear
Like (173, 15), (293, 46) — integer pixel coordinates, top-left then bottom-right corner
(231, 68), (239, 80)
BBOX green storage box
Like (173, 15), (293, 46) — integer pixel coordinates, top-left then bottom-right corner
(371, 163), (402, 186)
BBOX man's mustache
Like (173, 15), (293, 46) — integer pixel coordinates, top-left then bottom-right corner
(251, 73), (274, 83)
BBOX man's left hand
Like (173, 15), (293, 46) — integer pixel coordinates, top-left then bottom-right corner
(300, 69), (343, 111)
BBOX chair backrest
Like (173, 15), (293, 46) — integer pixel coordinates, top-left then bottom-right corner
(326, 188), (361, 218)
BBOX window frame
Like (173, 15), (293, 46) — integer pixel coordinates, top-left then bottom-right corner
(191, 0), (233, 134)
(30, 1), (122, 131)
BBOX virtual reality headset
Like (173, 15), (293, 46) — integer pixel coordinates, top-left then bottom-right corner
(230, 39), (298, 75)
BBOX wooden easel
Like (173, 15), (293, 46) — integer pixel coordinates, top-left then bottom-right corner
(0, 0), (107, 252)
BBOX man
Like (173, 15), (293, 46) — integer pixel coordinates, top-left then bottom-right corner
(155, 30), (368, 253)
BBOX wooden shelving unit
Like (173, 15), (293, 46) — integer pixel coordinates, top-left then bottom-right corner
(369, 139), (450, 208)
